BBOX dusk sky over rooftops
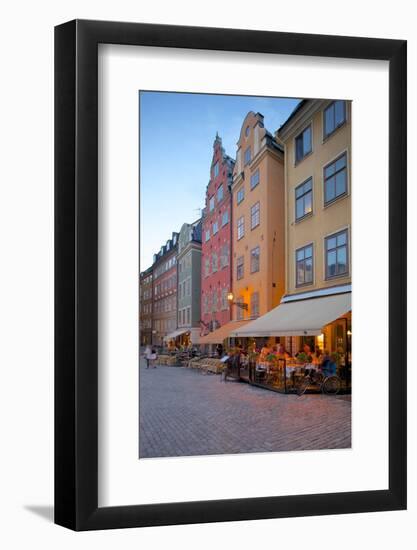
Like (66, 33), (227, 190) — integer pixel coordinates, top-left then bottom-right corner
(139, 91), (300, 270)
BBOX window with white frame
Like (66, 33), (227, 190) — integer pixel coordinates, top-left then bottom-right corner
(236, 296), (244, 320)
(237, 216), (245, 240)
(212, 253), (218, 273)
(250, 292), (260, 318)
(217, 184), (223, 202)
(250, 246), (260, 273)
(244, 146), (251, 165)
(250, 169), (260, 190)
(236, 256), (244, 280)
(237, 187), (245, 204)
(221, 288), (228, 310)
(209, 196), (215, 211)
(212, 220), (218, 235)
(222, 210), (229, 226)
(250, 202), (260, 229)
(205, 229), (210, 242)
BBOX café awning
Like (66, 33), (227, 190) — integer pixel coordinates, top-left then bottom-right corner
(163, 328), (189, 341)
(199, 320), (250, 345)
(230, 292), (351, 338)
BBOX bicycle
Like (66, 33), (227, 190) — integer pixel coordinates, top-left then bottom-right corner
(296, 367), (341, 396)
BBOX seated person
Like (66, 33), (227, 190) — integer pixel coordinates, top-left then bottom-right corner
(321, 350), (337, 377)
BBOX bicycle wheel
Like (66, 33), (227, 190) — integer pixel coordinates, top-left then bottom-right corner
(296, 376), (310, 396)
(322, 376), (341, 395)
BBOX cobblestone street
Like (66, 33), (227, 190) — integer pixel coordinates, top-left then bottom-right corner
(139, 362), (351, 458)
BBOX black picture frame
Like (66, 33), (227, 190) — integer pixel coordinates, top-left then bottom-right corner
(55, 19), (407, 531)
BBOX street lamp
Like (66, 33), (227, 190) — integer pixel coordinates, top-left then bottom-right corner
(227, 291), (248, 310)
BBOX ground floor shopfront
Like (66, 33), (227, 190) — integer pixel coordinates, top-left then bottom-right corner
(222, 289), (352, 394)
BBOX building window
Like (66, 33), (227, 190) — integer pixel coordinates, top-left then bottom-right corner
(295, 124), (312, 163)
(250, 202), (260, 230)
(237, 216), (245, 240)
(212, 253), (218, 273)
(209, 196), (215, 211)
(203, 294), (208, 314)
(237, 187), (245, 204)
(250, 169), (260, 190)
(205, 257), (210, 277)
(244, 146), (251, 165)
(295, 177), (313, 221)
(213, 161), (219, 177)
(220, 245), (229, 268)
(236, 256), (244, 280)
(186, 307), (191, 325)
(221, 210), (229, 226)
(245, 125), (250, 137)
(237, 296), (244, 320)
(324, 153), (347, 205)
(212, 221), (218, 235)
(221, 288), (228, 310)
(250, 292), (260, 318)
(250, 246), (260, 273)
(217, 184), (223, 202)
(212, 290), (218, 312)
(324, 100), (346, 138)
(325, 229), (348, 279)
(296, 244), (313, 286)
(205, 229), (210, 242)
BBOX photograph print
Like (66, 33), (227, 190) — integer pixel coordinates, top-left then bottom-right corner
(139, 91), (351, 459)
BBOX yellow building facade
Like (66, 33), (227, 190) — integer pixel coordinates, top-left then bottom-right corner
(231, 112), (285, 322)
(277, 98), (352, 356)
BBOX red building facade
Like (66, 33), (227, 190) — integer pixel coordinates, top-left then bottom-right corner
(201, 134), (235, 334)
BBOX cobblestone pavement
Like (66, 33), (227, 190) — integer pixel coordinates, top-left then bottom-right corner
(139, 362), (351, 458)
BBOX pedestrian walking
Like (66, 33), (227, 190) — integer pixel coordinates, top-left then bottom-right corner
(149, 348), (158, 368)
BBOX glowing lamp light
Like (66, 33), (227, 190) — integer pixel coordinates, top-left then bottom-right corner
(227, 292), (234, 302)
(347, 330), (352, 336)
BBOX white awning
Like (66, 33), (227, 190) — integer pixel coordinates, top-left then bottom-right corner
(163, 328), (189, 341)
(230, 292), (351, 337)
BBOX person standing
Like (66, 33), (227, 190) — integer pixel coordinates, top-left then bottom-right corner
(144, 345), (152, 368)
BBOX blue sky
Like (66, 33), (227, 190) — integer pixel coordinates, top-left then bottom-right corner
(140, 91), (300, 270)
